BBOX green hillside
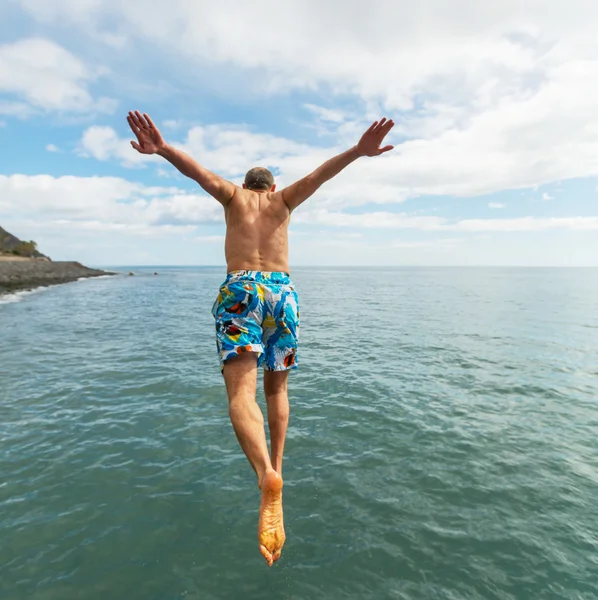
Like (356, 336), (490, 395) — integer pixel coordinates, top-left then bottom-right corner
(0, 226), (49, 259)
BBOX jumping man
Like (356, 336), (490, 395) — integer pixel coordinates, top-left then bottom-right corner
(127, 111), (395, 566)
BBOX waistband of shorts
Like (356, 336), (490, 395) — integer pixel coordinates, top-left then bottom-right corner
(226, 270), (292, 285)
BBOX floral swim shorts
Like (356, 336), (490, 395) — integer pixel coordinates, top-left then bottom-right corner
(211, 270), (300, 371)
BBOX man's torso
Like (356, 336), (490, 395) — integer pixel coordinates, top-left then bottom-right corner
(223, 189), (291, 273)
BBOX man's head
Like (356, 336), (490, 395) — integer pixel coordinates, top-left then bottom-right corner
(243, 167), (275, 192)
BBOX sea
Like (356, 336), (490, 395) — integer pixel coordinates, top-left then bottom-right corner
(1, 267), (597, 600)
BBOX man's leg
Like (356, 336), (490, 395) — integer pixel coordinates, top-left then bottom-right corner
(222, 352), (285, 566)
(264, 370), (290, 475)
(222, 352), (272, 484)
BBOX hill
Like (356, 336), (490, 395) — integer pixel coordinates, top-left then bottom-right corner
(0, 225), (115, 295)
(0, 226), (49, 259)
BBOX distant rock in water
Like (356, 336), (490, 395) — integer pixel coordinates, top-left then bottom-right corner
(129, 272), (135, 276)
(0, 225), (115, 295)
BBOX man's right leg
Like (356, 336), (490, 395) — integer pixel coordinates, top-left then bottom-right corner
(222, 352), (285, 566)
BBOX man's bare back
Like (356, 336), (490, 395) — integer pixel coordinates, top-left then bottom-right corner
(127, 110), (394, 566)
(224, 189), (291, 273)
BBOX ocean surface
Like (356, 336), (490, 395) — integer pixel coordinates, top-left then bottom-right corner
(1, 267), (597, 600)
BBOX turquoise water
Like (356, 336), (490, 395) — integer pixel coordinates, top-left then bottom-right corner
(1, 267), (597, 600)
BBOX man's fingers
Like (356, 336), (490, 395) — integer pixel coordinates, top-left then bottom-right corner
(135, 110), (150, 130)
(127, 114), (140, 133)
(365, 120), (378, 135)
(144, 113), (157, 130)
(382, 120), (395, 136)
(129, 113), (148, 138)
(128, 111), (142, 129)
(373, 117), (387, 133)
(127, 118), (146, 144)
(130, 140), (142, 152)
(130, 110), (147, 131)
(376, 119), (393, 138)
(379, 144), (394, 154)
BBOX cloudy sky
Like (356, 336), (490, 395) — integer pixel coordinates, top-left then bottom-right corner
(1, 0), (598, 266)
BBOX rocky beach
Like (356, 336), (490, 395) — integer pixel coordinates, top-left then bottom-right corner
(0, 257), (115, 295)
(0, 225), (115, 295)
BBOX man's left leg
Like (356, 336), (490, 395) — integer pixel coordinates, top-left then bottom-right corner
(223, 352), (273, 483)
(264, 370), (290, 475)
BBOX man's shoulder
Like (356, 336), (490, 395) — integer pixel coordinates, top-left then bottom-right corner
(269, 191), (292, 214)
(230, 189), (289, 210)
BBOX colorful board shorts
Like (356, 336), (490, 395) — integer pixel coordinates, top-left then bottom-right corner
(211, 270), (300, 371)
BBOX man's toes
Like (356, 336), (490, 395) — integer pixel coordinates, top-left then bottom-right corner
(260, 544), (273, 566)
(272, 549), (282, 563)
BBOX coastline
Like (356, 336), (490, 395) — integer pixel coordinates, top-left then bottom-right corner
(0, 259), (116, 296)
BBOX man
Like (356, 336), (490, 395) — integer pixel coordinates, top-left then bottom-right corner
(127, 111), (395, 566)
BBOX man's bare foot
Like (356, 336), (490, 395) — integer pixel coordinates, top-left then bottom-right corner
(258, 469), (285, 566)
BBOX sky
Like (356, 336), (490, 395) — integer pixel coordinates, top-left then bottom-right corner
(1, 0), (598, 267)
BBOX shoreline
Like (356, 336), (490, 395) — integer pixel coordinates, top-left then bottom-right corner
(0, 259), (117, 296)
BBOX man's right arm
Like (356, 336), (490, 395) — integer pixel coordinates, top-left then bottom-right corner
(127, 110), (236, 206)
(157, 145), (236, 206)
(281, 118), (395, 212)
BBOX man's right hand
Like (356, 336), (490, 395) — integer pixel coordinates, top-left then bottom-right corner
(127, 111), (166, 154)
(356, 118), (395, 157)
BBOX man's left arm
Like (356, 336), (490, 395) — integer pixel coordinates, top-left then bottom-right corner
(280, 118), (395, 212)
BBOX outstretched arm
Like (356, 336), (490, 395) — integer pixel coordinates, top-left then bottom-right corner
(281, 118), (395, 211)
(127, 111), (236, 206)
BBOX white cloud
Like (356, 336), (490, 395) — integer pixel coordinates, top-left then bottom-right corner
(303, 104), (347, 123)
(76, 98), (596, 210)
(452, 216), (598, 232)
(18, 1), (561, 108)
(543, 192), (555, 200)
(391, 238), (462, 249)
(294, 209), (445, 230)
(4, 173), (595, 239)
(46, 144), (60, 152)
(181, 124), (318, 177)
(78, 125), (159, 167)
(295, 209), (598, 232)
(16, 0), (598, 199)
(18, 0), (106, 23)
(488, 202), (505, 209)
(192, 235), (225, 243)
(0, 37), (116, 115)
(77, 123), (320, 177)
(0, 101), (33, 118)
(335, 232), (364, 239)
(0, 174), (222, 231)
(2, 173), (597, 266)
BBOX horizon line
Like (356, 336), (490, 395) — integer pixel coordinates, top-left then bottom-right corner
(90, 264), (598, 269)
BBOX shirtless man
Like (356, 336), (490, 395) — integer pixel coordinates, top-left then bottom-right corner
(127, 110), (395, 566)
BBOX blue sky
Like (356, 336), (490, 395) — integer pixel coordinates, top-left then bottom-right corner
(1, 0), (598, 266)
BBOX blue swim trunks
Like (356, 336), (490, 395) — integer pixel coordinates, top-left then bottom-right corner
(211, 270), (300, 371)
